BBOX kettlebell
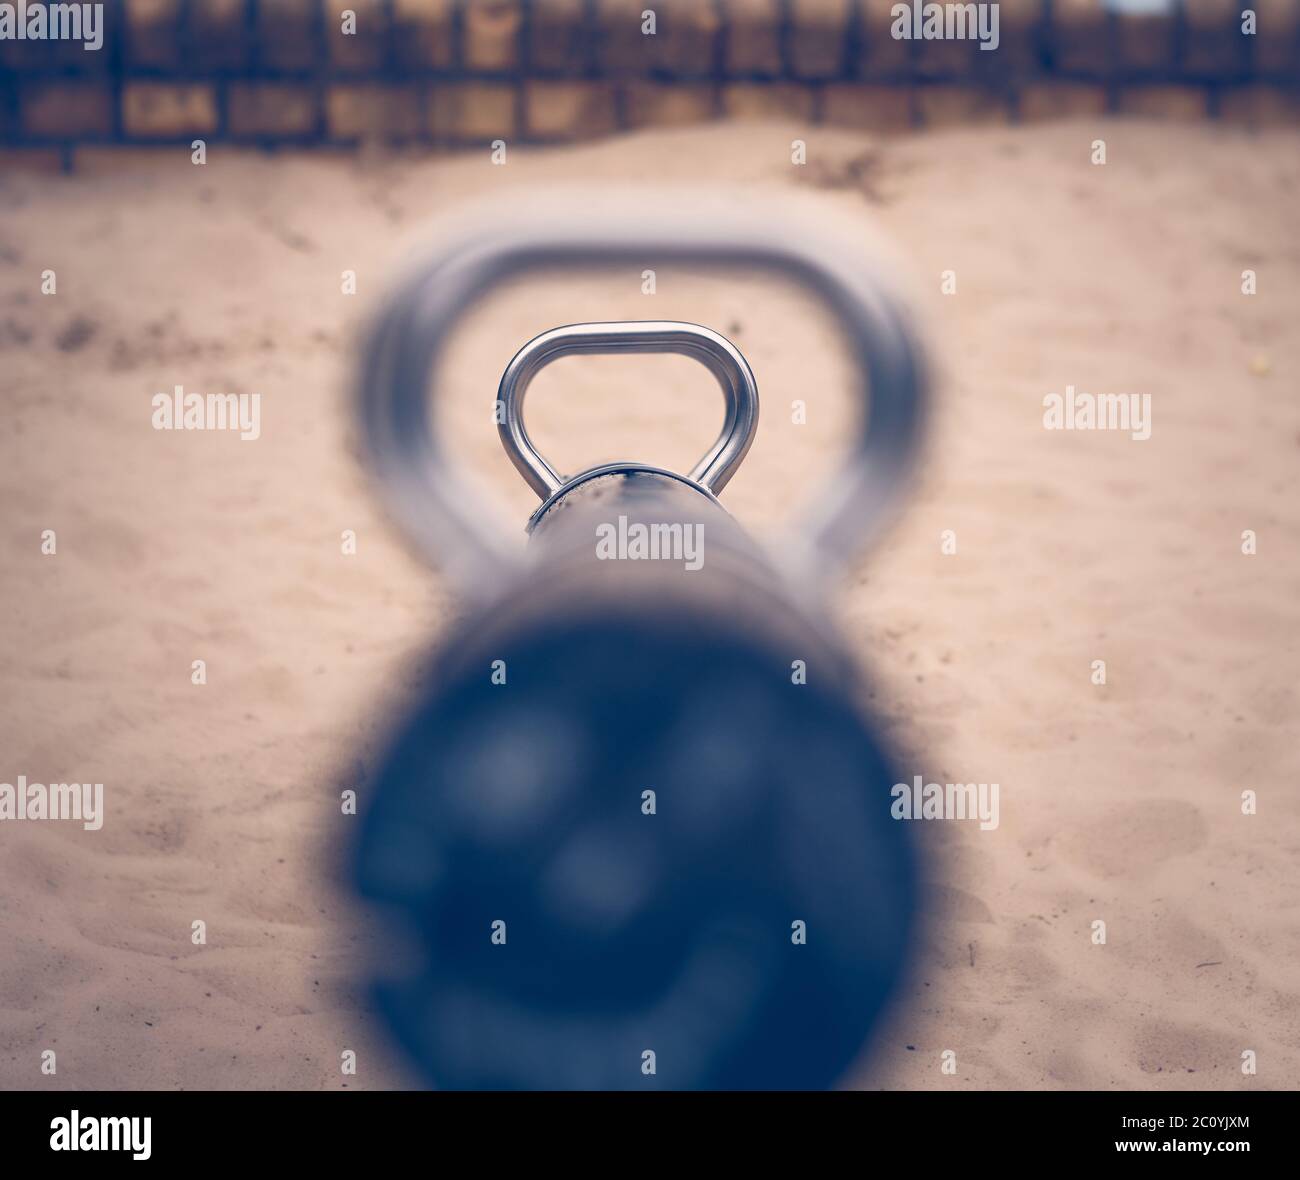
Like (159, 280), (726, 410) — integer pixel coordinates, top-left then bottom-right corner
(353, 200), (928, 1090)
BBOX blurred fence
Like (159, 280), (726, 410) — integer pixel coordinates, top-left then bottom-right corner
(1, 1), (1297, 149)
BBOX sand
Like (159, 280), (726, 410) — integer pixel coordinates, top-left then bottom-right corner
(0, 117), (1297, 1090)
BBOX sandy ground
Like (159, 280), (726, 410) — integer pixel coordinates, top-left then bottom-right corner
(1, 117), (1297, 1091)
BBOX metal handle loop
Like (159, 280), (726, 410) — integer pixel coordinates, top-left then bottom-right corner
(358, 197), (927, 596)
(497, 320), (759, 500)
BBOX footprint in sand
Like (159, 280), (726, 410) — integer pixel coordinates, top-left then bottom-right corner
(1058, 799), (1208, 881)
(1131, 1018), (1241, 1079)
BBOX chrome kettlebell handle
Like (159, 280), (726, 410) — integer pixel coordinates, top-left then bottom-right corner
(359, 197), (927, 595)
(497, 320), (759, 501)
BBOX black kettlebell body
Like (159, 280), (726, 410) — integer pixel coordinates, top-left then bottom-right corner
(355, 464), (916, 1089)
